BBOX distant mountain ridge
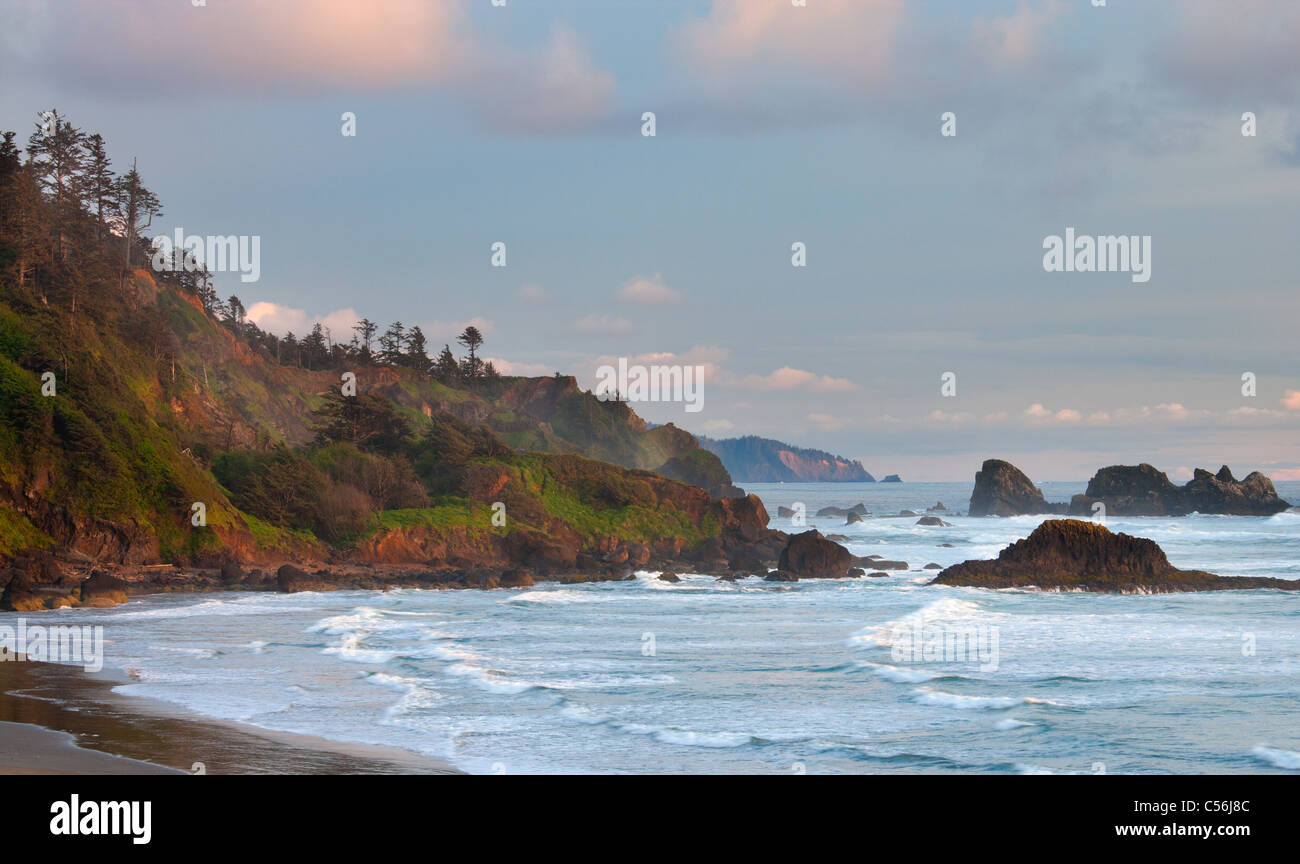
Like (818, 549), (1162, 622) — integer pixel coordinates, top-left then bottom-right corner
(696, 435), (874, 483)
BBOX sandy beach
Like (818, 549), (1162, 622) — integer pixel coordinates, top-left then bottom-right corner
(0, 655), (459, 775)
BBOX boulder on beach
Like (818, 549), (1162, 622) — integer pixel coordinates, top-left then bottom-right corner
(932, 519), (1300, 593)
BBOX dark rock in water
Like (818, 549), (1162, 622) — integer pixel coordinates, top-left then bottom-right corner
(764, 570), (799, 582)
(1, 570), (44, 611)
(938, 543), (955, 547)
(898, 509), (919, 517)
(882, 475), (902, 483)
(778, 530), (853, 578)
(866, 571), (890, 578)
(1068, 464), (1290, 517)
(728, 550), (766, 573)
(499, 568), (534, 588)
(658, 572), (680, 583)
(928, 501), (948, 511)
(923, 563), (942, 570)
(276, 564), (336, 593)
(777, 506), (796, 518)
(816, 503), (868, 518)
(845, 512), (864, 525)
(968, 459), (1069, 517)
(916, 516), (951, 527)
(80, 570), (129, 606)
(933, 519), (1300, 593)
(825, 534), (852, 542)
(868, 560), (908, 570)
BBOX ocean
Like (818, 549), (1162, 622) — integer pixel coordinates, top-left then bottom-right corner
(6, 480), (1300, 774)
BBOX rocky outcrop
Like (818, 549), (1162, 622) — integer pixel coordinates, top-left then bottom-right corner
(968, 459), (1068, 517)
(881, 475), (902, 483)
(777, 530), (854, 578)
(1069, 464), (1290, 517)
(933, 519), (1300, 593)
(916, 516), (950, 527)
(80, 570), (130, 606)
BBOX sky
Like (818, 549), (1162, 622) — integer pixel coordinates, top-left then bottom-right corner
(1, 0), (1298, 481)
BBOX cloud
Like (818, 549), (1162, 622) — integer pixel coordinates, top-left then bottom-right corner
(1282, 390), (1300, 410)
(616, 274), (681, 306)
(574, 314), (632, 335)
(515, 283), (546, 304)
(1023, 404), (1082, 424)
(971, 0), (1067, 66)
(457, 24), (617, 135)
(701, 419), (736, 435)
(808, 413), (848, 432)
(484, 356), (553, 377)
(675, 0), (904, 85)
(245, 302), (360, 340)
(742, 367), (856, 392)
(20, 0), (462, 92)
(1149, 0), (1300, 105)
(12, 1), (616, 133)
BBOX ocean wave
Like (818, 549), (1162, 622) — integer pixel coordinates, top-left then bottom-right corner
(1251, 746), (1300, 771)
(993, 718), (1037, 731)
(911, 687), (1021, 710)
(322, 634), (397, 664)
(856, 661), (940, 683)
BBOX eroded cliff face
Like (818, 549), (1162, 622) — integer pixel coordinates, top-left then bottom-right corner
(933, 519), (1299, 593)
(1069, 464), (1291, 516)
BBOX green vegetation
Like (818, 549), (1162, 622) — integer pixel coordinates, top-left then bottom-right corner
(0, 110), (737, 566)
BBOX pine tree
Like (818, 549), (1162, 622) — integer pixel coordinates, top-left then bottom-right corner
(378, 321), (405, 365)
(114, 159), (162, 272)
(27, 109), (86, 261)
(353, 318), (377, 362)
(433, 344), (459, 384)
(81, 133), (115, 244)
(456, 326), (484, 380)
(403, 325), (428, 371)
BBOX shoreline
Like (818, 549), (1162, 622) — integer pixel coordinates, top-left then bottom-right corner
(0, 655), (460, 775)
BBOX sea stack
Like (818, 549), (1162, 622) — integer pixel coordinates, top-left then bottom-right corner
(932, 519), (1300, 593)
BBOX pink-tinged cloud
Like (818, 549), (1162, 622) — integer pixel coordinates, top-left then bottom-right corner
(675, 0), (904, 84)
(617, 274), (681, 306)
(1282, 390), (1300, 410)
(16, 1), (616, 132)
(742, 367), (856, 392)
(484, 357), (553, 378)
(808, 413), (848, 432)
(246, 301), (360, 339)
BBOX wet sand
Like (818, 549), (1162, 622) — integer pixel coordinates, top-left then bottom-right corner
(0, 658), (459, 775)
